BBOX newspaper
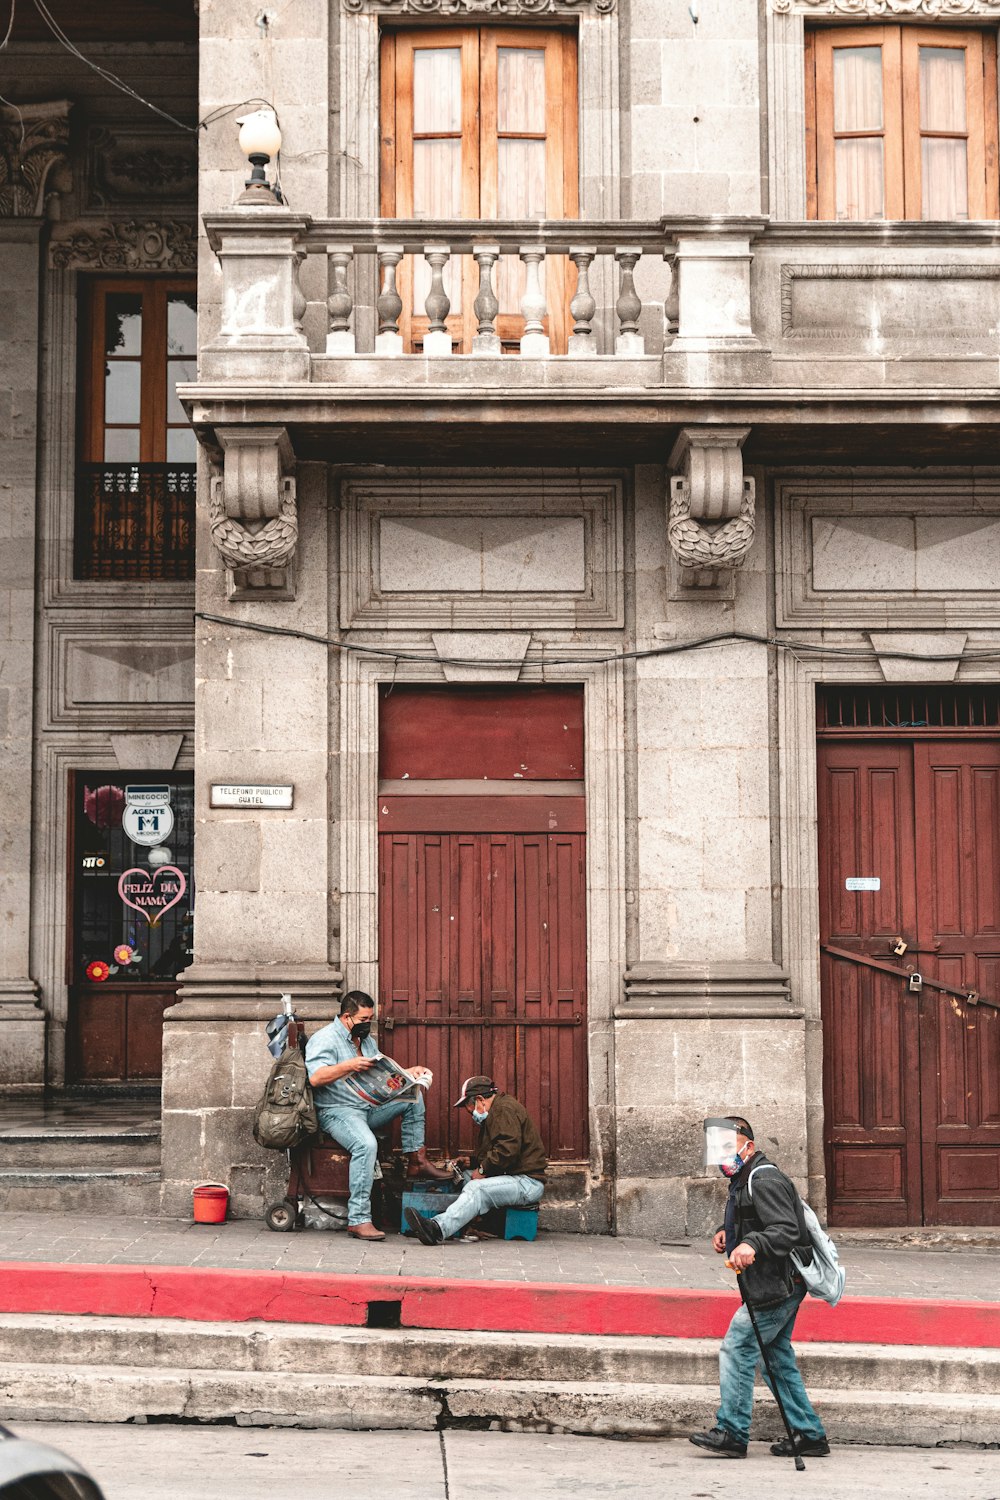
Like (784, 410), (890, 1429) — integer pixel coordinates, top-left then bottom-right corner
(340, 1055), (432, 1109)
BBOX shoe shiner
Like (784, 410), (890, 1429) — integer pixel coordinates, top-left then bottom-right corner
(404, 1075), (546, 1245)
(689, 1115), (830, 1463)
(305, 990), (451, 1241)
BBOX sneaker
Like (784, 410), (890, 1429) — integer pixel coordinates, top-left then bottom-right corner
(689, 1428), (747, 1459)
(770, 1433), (830, 1458)
(404, 1206), (444, 1245)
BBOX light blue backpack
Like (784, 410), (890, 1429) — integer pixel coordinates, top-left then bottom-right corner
(748, 1163), (846, 1308)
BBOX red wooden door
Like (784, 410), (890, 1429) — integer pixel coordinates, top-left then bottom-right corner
(914, 742), (1000, 1223)
(818, 736), (1000, 1225)
(376, 685), (588, 1162)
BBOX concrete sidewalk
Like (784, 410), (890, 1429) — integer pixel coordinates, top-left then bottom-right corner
(0, 1210), (996, 1301)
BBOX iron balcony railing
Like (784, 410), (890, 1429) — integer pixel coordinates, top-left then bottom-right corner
(74, 463), (196, 581)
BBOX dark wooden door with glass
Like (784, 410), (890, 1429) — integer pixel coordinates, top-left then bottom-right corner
(380, 26), (578, 351)
(68, 772), (194, 1083)
(818, 710), (1000, 1225)
(376, 686), (588, 1162)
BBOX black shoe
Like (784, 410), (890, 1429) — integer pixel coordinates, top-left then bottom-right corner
(404, 1206), (444, 1245)
(689, 1428), (747, 1459)
(770, 1433), (830, 1458)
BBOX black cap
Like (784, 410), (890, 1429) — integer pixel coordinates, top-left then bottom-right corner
(453, 1075), (497, 1108)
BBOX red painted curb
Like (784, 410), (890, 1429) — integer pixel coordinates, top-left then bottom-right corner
(0, 1262), (996, 1347)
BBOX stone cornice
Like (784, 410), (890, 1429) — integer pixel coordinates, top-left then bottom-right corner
(0, 99), (71, 218)
(49, 218), (196, 271)
(345, 0), (614, 12)
(772, 0), (1000, 14)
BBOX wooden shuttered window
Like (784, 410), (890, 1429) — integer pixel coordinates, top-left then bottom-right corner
(807, 25), (999, 220)
(75, 278), (196, 580)
(380, 26), (578, 351)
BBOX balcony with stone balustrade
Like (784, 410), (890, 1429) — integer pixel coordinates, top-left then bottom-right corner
(183, 210), (1000, 468)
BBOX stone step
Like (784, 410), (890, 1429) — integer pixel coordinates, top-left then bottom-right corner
(0, 1359), (995, 1446)
(0, 1170), (161, 1215)
(0, 1314), (996, 1399)
(0, 1132), (161, 1170)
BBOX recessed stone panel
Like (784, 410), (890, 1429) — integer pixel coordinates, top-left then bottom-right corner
(380, 515), (587, 595)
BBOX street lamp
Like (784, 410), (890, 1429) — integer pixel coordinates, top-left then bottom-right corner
(236, 108), (282, 204)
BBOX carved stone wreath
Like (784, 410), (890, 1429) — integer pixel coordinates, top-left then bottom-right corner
(771, 0), (1000, 14)
(208, 475), (299, 572)
(345, 0), (615, 12)
(668, 478), (757, 570)
(50, 219), (196, 272)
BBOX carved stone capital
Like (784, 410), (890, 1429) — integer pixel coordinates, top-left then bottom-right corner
(345, 0), (614, 11)
(0, 100), (71, 218)
(50, 219), (196, 271)
(209, 426), (298, 600)
(667, 426), (756, 574)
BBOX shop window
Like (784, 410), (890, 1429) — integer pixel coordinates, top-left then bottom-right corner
(69, 772), (194, 1082)
(806, 25), (999, 219)
(75, 278), (197, 581)
(380, 26), (578, 350)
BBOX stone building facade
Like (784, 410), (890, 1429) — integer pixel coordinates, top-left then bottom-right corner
(2, 0), (999, 1235)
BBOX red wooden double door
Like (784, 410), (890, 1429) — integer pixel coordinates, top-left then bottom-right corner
(819, 735), (1000, 1225)
(377, 687), (588, 1162)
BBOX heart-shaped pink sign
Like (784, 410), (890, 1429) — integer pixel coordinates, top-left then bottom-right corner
(118, 866), (187, 927)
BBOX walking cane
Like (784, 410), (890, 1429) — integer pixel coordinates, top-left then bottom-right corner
(728, 1262), (805, 1472)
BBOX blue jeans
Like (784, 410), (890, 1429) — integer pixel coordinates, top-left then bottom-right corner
(320, 1094), (426, 1226)
(717, 1287), (825, 1444)
(432, 1173), (544, 1240)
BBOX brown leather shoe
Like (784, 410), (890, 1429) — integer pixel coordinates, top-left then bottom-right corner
(406, 1148), (453, 1182)
(347, 1221), (385, 1241)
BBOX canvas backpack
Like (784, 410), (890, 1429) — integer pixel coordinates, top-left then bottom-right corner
(747, 1162), (846, 1308)
(252, 1042), (319, 1150)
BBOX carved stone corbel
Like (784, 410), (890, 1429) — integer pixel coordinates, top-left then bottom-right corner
(667, 426), (755, 582)
(209, 426), (298, 600)
(0, 100), (71, 217)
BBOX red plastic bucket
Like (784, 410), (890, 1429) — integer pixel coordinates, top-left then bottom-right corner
(192, 1183), (229, 1224)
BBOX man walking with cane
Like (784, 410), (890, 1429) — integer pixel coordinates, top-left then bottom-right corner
(689, 1116), (830, 1461)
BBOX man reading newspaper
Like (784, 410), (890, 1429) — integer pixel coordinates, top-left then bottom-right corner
(305, 990), (451, 1240)
(405, 1075), (546, 1244)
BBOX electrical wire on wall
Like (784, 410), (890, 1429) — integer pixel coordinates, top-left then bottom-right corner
(193, 612), (1000, 672)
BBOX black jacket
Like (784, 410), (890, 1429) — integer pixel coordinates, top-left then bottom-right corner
(720, 1152), (812, 1307)
(474, 1093), (547, 1181)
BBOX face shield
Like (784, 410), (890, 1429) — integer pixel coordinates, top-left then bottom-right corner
(703, 1118), (741, 1170)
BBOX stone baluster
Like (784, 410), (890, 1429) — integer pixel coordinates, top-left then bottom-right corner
(614, 247), (644, 355)
(568, 246), (598, 358)
(422, 244), (452, 355)
(664, 250), (679, 344)
(326, 244), (355, 354)
(472, 244), (501, 354)
(519, 245), (550, 357)
(375, 244), (404, 355)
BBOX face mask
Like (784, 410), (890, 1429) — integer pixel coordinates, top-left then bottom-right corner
(471, 1107), (489, 1124)
(718, 1145), (748, 1179)
(352, 1020), (372, 1041)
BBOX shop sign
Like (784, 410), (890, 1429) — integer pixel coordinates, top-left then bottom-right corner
(210, 783), (294, 809)
(123, 784), (174, 847)
(118, 866), (187, 926)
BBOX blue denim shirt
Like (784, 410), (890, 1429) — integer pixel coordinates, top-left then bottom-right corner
(304, 1018), (380, 1114)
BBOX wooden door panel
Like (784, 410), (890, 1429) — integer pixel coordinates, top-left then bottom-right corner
(818, 742), (921, 1224)
(915, 742), (1000, 1224)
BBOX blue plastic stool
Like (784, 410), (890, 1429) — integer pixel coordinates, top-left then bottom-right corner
(400, 1180), (461, 1234)
(503, 1205), (539, 1241)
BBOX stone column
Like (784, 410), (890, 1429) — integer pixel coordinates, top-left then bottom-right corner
(614, 460), (805, 1239)
(0, 220), (44, 1087)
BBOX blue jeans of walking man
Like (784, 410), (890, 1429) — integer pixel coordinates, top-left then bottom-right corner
(322, 1093), (427, 1227)
(717, 1287), (826, 1445)
(432, 1171), (544, 1240)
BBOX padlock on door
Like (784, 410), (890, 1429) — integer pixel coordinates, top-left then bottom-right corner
(908, 972), (923, 993)
(893, 938), (908, 957)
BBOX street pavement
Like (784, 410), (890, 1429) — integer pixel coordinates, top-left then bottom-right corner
(11, 1423), (1000, 1499)
(0, 1210), (997, 1300)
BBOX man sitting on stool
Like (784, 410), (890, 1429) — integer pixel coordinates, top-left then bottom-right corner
(305, 990), (451, 1242)
(405, 1075), (546, 1245)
